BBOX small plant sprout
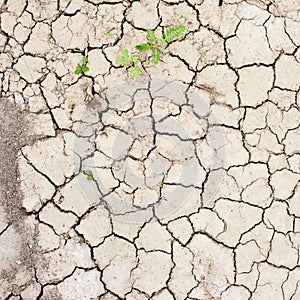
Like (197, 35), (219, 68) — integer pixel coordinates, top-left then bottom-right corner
(101, 28), (113, 36)
(159, 181), (164, 188)
(86, 170), (93, 181)
(47, 32), (53, 39)
(117, 49), (141, 78)
(74, 56), (89, 75)
(67, 102), (76, 110)
(161, 25), (186, 44)
(135, 25), (186, 64)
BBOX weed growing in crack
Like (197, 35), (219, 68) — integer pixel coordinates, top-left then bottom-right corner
(47, 32), (53, 39)
(135, 25), (186, 65)
(116, 25), (185, 77)
(73, 25), (185, 78)
(117, 49), (141, 78)
(67, 102), (76, 110)
(74, 56), (89, 75)
(85, 170), (93, 181)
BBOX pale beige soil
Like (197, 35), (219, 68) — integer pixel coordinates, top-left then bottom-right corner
(0, 0), (300, 299)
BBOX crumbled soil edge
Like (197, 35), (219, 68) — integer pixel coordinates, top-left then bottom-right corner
(0, 98), (28, 223)
(0, 98), (38, 289)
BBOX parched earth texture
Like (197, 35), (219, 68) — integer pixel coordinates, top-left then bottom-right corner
(0, 0), (300, 299)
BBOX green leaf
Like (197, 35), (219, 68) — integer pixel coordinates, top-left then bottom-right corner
(117, 56), (125, 66)
(132, 56), (139, 63)
(147, 29), (157, 44)
(86, 170), (93, 181)
(151, 48), (160, 64)
(82, 56), (88, 64)
(160, 34), (166, 44)
(102, 29), (113, 36)
(67, 102), (76, 110)
(122, 49), (129, 59)
(161, 25), (186, 43)
(82, 66), (89, 72)
(129, 65), (141, 78)
(74, 68), (82, 75)
(135, 44), (152, 51)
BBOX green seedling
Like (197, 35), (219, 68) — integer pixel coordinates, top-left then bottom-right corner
(117, 49), (141, 78)
(74, 56), (89, 75)
(135, 25), (186, 65)
(48, 32), (53, 39)
(101, 28), (113, 36)
(67, 102), (76, 110)
(86, 170), (93, 181)
(159, 182), (164, 188)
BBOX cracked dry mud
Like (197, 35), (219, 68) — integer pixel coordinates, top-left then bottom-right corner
(0, 0), (300, 299)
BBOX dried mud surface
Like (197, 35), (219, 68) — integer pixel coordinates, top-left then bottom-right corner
(0, 0), (300, 299)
